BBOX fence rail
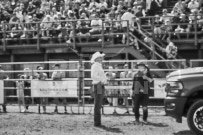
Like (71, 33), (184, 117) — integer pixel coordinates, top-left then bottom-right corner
(0, 59), (199, 114)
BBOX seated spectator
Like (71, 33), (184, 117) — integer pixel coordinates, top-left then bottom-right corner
(40, 0), (52, 12)
(135, 6), (146, 17)
(36, 8), (44, 20)
(89, 0), (99, 10)
(188, 0), (200, 11)
(147, 0), (162, 16)
(175, 14), (190, 39)
(165, 38), (178, 60)
(27, 1), (36, 16)
(89, 14), (102, 35)
(181, 1), (191, 14)
(9, 12), (20, 25)
(79, 4), (89, 17)
(10, 22), (23, 38)
(21, 10), (29, 23)
(174, 0), (184, 14)
(161, 20), (173, 40)
(77, 21), (91, 42)
(160, 9), (171, 23)
(40, 15), (53, 37)
(99, 0), (108, 9)
(58, 22), (68, 42)
(154, 15), (163, 38)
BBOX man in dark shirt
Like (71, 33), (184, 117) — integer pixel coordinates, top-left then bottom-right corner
(132, 62), (153, 125)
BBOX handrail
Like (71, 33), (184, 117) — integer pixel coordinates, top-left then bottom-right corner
(129, 32), (165, 60)
(0, 20), (130, 51)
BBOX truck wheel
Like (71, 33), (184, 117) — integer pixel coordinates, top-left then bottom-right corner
(187, 100), (203, 135)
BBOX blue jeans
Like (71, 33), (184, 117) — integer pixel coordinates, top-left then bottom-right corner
(93, 83), (105, 125)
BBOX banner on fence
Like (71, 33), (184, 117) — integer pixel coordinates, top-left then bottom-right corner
(31, 80), (78, 97)
(154, 78), (167, 98)
(0, 80), (4, 104)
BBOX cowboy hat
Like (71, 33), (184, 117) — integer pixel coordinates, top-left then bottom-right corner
(91, 52), (105, 63)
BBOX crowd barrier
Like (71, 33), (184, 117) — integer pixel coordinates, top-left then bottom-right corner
(0, 59), (190, 114)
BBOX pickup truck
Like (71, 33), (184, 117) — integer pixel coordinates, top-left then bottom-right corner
(164, 67), (203, 135)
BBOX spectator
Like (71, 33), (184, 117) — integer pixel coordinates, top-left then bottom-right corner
(89, 0), (99, 10)
(105, 66), (116, 106)
(77, 19), (91, 42)
(21, 68), (33, 112)
(27, 1), (36, 16)
(99, 0), (108, 9)
(89, 14), (102, 35)
(32, 0), (42, 8)
(35, 66), (48, 114)
(154, 15), (163, 38)
(165, 38), (178, 60)
(147, 0), (162, 16)
(16, 75), (26, 113)
(121, 8), (135, 44)
(174, 0), (184, 14)
(10, 22), (23, 38)
(161, 20), (173, 40)
(188, 0), (199, 11)
(79, 4), (89, 17)
(36, 8), (44, 20)
(120, 64), (130, 114)
(21, 10), (29, 23)
(175, 13), (190, 39)
(0, 65), (9, 113)
(160, 9), (171, 23)
(51, 64), (67, 114)
(41, 0), (52, 12)
(40, 15), (53, 37)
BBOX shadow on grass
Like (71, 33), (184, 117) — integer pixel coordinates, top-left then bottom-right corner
(97, 125), (123, 133)
(173, 130), (195, 135)
(145, 121), (168, 127)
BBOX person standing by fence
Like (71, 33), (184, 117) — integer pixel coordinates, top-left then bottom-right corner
(132, 62), (153, 125)
(21, 68), (33, 112)
(0, 65), (9, 113)
(16, 75), (26, 113)
(120, 64), (130, 114)
(51, 64), (67, 114)
(91, 52), (107, 127)
(35, 66), (48, 113)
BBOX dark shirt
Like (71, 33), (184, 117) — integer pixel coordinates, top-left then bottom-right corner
(132, 71), (152, 94)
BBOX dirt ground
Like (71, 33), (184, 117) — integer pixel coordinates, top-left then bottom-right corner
(0, 106), (195, 135)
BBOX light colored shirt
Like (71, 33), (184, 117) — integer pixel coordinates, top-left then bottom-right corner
(91, 62), (107, 84)
(121, 12), (135, 27)
(51, 71), (63, 80)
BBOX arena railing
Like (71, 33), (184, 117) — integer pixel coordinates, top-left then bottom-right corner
(190, 59), (203, 67)
(0, 19), (130, 51)
(138, 15), (200, 46)
(0, 59), (187, 114)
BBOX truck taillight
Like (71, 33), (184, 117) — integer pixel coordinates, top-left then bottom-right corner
(166, 81), (183, 97)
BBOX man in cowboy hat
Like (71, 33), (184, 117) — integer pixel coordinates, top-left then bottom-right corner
(132, 62), (153, 125)
(91, 51), (107, 127)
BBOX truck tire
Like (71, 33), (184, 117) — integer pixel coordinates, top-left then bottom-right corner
(187, 100), (203, 135)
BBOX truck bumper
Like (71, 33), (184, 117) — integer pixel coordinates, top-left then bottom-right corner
(164, 96), (187, 123)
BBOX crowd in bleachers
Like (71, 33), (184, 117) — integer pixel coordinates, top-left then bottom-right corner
(152, 0), (203, 40)
(0, 0), (164, 44)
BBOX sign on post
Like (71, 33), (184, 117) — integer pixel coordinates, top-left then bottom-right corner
(0, 80), (4, 104)
(31, 80), (78, 97)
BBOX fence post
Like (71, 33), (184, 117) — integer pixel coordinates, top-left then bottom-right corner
(102, 21), (104, 47)
(127, 20), (129, 46)
(3, 23), (6, 51)
(78, 54), (84, 106)
(194, 15), (197, 46)
(73, 21), (76, 49)
(37, 23), (40, 50)
(152, 17), (155, 38)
